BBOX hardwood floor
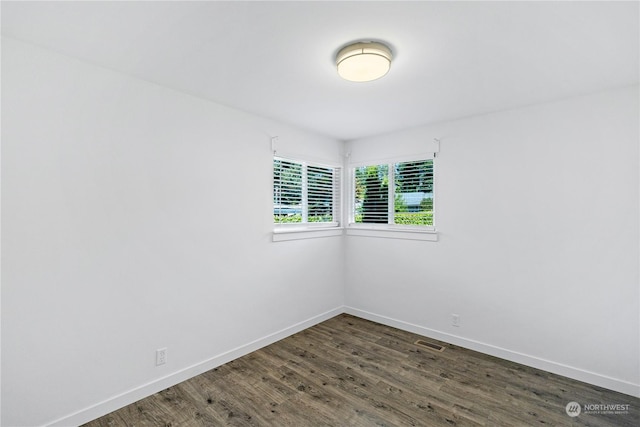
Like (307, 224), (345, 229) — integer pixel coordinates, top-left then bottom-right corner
(83, 314), (639, 426)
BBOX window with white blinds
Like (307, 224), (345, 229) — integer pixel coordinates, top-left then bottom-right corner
(352, 159), (434, 228)
(273, 157), (341, 227)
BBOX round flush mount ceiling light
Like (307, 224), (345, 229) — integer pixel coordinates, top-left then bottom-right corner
(336, 41), (392, 82)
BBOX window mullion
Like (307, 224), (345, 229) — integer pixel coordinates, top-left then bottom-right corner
(301, 163), (308, 222)
(388, 163), (395, 225)
(333, 168), (341, 226)
(349, 168), (356, 224)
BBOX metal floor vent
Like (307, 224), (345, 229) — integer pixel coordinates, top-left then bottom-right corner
(414, 339), (446, 352)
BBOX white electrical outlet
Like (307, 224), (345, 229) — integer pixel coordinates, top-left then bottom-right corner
(156, 348), (167, 366)
(452, 314), (460, 327)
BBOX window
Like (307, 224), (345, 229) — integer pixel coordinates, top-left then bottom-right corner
(351, 158), (434, 229)
(273, 156), (341, 228)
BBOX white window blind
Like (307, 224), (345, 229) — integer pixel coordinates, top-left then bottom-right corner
(274, 156), (341, 226)
(394, 160), (434, 226)
(353, 164), (389, 224)
(352, 158), (434, 228)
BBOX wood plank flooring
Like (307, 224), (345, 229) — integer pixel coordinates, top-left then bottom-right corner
(83, 314), (639, 426)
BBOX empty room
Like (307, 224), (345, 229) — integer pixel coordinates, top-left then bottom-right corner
(1, 1), (638, 426)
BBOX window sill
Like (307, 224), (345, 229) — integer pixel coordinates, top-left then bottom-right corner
(346, 225), (438, 241)
(272, 227), (344, 242)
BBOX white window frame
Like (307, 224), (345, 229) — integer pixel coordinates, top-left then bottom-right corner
(347, 154), (438, 241)
(273, 155), (343, 242)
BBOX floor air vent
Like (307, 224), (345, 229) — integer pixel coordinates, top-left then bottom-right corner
(414, 340), (446, 352)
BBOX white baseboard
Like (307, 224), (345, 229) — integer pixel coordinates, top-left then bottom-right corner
(46, 306), (344, 427)
(344, 306), (640, 398)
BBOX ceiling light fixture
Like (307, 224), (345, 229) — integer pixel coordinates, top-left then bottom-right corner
(336, 41), (392, 82)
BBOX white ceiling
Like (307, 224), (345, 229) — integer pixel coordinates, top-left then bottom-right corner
(2, 1), (638, 140)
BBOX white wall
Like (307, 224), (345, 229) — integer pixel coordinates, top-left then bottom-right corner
(2, 35), (638, 427)
(1, 38), (345, 427)
(345, 85), (640, 397)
